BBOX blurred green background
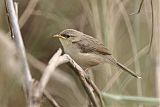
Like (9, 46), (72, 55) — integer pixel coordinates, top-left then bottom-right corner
(0, 0), (158, 107)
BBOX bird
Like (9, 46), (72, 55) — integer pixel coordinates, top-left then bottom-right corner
(53, 29), (141, 78)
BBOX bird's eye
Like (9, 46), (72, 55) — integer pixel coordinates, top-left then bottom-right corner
(61, 34), (70, 38)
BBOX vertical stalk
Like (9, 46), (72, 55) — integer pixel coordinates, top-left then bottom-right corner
(153, 1), (160, 107)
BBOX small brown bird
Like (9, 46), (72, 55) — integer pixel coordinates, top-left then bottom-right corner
(53, 29), (141, 78)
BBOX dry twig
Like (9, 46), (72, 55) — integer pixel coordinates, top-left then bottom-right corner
(5, 0), (32, 98)
(65, 54), (99, 107)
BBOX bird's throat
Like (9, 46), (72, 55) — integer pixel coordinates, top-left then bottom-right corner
(59, 38), (80, 54)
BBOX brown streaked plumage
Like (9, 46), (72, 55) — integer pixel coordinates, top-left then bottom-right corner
(53, 29), (141, 78)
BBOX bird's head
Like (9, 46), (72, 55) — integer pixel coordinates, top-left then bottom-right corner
(53, 29), (83, 47)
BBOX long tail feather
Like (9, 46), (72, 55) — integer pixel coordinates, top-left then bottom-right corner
(116, 62), (141, 78)
(105, 55), (141, 78)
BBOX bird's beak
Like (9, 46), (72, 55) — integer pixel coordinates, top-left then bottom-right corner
(52, 34), (66, 39)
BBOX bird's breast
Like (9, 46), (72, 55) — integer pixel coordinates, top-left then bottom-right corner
(60, 40), (105, 69)
(65, 48), (105, 69)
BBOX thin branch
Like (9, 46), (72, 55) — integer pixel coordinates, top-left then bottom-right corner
(65, 54), (99, 107)
(5, 0), (32, 94)
(86, 77), (104, 107)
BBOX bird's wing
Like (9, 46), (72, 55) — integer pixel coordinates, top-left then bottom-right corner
(73, 35), (111, 55)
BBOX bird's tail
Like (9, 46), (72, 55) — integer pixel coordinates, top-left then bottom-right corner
(116, 62), (141, 78)
(105, 56), (141, 78)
